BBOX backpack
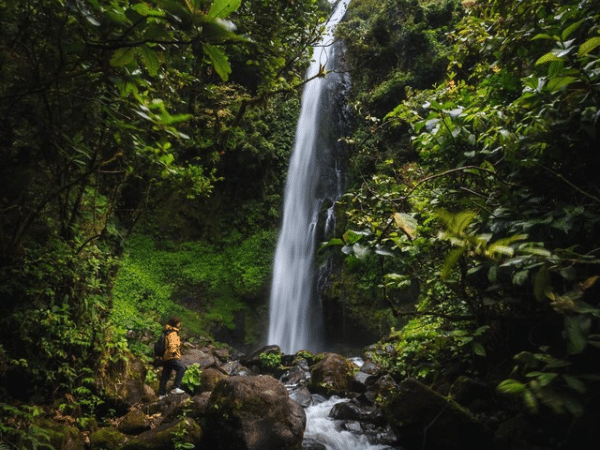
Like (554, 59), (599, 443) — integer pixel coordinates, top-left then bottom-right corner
(153, 332), (166, 358)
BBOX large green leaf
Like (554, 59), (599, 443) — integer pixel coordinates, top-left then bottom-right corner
(535, 52), (563, 65)
(203, 43), (231, 81)
(137, 45), (160, 76)
(208, 0), (241, 19)
(577, 36), (600, 57)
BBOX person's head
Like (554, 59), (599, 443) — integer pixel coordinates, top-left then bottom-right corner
(167, 316), (181, 328)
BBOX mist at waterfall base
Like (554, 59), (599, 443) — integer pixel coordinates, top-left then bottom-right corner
(268, 0), (357, 355)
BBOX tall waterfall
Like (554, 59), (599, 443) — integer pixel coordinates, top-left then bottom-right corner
(268, 0), (350, 354)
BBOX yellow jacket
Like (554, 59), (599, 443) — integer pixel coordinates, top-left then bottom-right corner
(163, 324), (181, 361)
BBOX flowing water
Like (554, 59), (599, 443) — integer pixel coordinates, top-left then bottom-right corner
(303, 396), (392, 450)
(268, 0), (350, 354)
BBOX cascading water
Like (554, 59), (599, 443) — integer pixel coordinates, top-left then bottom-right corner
(268, 0), (350, 355)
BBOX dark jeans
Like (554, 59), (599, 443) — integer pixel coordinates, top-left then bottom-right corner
(158, 359), (187, 395)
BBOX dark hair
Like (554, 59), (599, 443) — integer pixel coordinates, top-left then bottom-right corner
(167, 316), (181, 327)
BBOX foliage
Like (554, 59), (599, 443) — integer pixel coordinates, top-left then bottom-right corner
(0, 403), (51, 450)
(332, 0), (600, 423)
(258, 351), (283, 370)
(0, 0), (325, 406)
(369, 318), (489, 382)
(181, 363), (203, 395)
(112, 229), (276, 342)
(496, 349), (598, 417)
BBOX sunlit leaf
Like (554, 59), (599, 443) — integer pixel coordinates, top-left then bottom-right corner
(562, 19), (584, 40)
(208, 0), (241, 19)
(535, 52), (563, 65)
(497, 378), (526, 394)
(546, 76), (577, 92)
(441, 247), (465, 281)
(578, 36), (600, 57)
(393, 213), (417, 240)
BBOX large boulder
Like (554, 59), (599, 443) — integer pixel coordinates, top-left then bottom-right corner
(100, 356), (150, 412)
(204, 375), (306, 450)
(383, 378), (493, 450)
(308, 353), (355, 396)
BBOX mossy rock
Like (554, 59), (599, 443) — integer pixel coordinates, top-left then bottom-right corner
(34, 419), (85, 450)
(89, 428), (128, 450)
(121, 418), (202, 450)
(308, 353), (356, 397)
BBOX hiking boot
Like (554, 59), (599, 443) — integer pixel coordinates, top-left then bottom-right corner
(171, 388), (185, 394)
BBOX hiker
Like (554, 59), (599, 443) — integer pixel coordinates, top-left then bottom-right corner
(158, 316), (187, 398)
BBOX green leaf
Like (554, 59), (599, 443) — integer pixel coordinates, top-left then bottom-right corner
(208, 0), (241, 19)
(562, 19), (584, 40)
(497, 378), (526, 394)
(137, 45), (160, 76)
(546, 76), (577, 92)
(203, 44), (231, 81)
(523, 389), (539, 413)
(535, 52), (563, 65)
(110, 47), (136, 67)
(343, 230), (363, 245)
(472, 342), (486, 356)
(441, 247), (465, 281)
(577, 36), (600, 57)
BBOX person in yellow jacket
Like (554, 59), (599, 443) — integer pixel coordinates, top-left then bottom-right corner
(158, 316), (187, 398)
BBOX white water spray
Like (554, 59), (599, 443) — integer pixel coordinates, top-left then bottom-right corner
(268, 0), (350, 354)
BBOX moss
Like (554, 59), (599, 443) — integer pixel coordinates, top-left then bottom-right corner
(35, 419), (85, 450)
(89, 428), (128, 450)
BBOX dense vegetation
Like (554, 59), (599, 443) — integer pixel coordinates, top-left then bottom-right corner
(329, 0), (600, 433)
(2, 0), (600, 447)
(0, 0), (327, 445)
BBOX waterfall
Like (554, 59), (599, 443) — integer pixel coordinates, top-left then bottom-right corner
(268, 0), (350, 354)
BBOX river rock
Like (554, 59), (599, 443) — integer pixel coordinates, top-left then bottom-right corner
(220, 360), (253, 376)
(309, 353), (355, 396)
(365, 374), (398, 403)
(204, 375), (306, 450)
(288, 386), (313, 407)
(281, 364), (310, 386)
(383, 378), (493, 450)
(359, 360), (381, 376)
(121, 418), (202, 450)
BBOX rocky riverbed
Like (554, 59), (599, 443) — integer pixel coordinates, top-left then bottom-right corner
(35, 340), (514, 450)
